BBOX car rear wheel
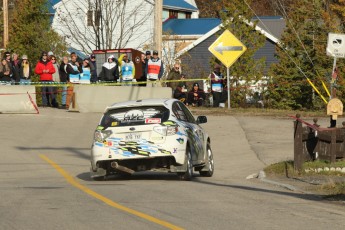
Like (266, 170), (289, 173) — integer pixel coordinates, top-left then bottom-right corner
(199, 144), (214, 177)
(178, 148), (193, 181)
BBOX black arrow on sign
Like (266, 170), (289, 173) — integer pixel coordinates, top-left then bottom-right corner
(214, 43), (243, 54)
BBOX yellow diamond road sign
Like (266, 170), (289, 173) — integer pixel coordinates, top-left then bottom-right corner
(208, 30), (247, 68)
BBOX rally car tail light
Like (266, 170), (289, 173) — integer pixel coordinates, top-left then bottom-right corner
(153, 125), (178, 136)
(94, 130), (113, 142)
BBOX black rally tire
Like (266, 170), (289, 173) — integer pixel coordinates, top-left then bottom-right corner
(178, 148), (193, 181)
(199, 143), (214, 177)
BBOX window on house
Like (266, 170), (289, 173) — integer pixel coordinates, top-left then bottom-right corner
(87, 10), (93, 26)
(162, 10), (169, 21)
(186, 12), (191, 19)
(87, 10), (101, 27)
(169, 10), (178, 19)
(95, 10), (101, 27)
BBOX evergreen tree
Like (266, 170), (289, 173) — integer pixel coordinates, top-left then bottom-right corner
(217, 0), (266, 107)
(268, 0), (344, 110)
(195, 0), (293, 17)
(7, 0), (67, 63)
(330, 0), (345, 31)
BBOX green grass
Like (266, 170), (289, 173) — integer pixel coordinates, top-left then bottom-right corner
(190, 107), (327, 118)
(264, 160), (345, 196)
(303, 160), (345, 169)
(320, 183), (345, 196)
(264, 161), (294, 175)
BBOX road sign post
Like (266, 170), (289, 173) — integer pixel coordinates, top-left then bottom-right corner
(326, 33), (345, 127)
(227, 67), (230, 109)
(208, 30), (247, 109)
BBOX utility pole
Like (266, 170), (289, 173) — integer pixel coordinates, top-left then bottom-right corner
(3, 0), (9, 48)
(153, 0), (162, 56)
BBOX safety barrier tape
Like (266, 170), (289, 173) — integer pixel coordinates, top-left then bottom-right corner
(289, 115), (319, 131)
(27, 92), (39, 114)
(1, 78), (333, 88)
(0, 78), (333, 95)
(0, 78), (210, 87)
(288, 115), (334, 132)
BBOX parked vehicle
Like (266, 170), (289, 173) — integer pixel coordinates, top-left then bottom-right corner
(90, 98), (214, 180)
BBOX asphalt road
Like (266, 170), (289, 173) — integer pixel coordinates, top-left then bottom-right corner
(0, 109), (344, 230)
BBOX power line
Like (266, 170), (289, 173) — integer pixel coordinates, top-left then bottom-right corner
(243, 0), (328, 103)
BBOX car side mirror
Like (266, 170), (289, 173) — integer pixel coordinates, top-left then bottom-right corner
(196, 116), (207, 124)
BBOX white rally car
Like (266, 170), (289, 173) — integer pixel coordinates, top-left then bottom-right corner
(90, 98), (214, 180)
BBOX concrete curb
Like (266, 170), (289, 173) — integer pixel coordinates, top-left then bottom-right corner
(258, 170), (308, 193)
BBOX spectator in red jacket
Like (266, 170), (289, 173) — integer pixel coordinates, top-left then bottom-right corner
(35, 51), (57, 107)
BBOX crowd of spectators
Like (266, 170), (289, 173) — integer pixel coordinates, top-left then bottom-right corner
(0, 50), (227, 108)
(167, 62), (228, 108)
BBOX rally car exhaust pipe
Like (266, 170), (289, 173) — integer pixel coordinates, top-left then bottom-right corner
(110, 161), (135, 174)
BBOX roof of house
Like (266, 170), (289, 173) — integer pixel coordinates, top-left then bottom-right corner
(253, 16), (285, 40)
(52, 0), (198, 12)
(163, 0), (198, 12)
(175, 16), (286, 57)
(48, 0), (61, 14)
(163, 18), (222, 35)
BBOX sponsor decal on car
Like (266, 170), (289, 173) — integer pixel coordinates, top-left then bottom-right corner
(95, 142), (104, 147)
(104, 141), (113, 147)
(176, 138), (184, 144)
(123, 109), (145, 122)
(176, 131), (186, 136)
(158, 149), (171, 155)
(162, 121), (176, 126)
(96, 125), (104, 130)
(145, 118), (161, 124)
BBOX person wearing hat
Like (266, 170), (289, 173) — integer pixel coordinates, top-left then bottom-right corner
(65, 52), (83, 109)
(47, 51), (54, 61)
(119, 53), (135, 86)
(209, 63), (227, 107)
(145, 50), (164, 87)
(66, 52), (83, 83)
(98, 54), (119, 82)
(19, 54), (32, 85)
(34, 51), (57, 107)
(187, 82), (206, 107)
(89, 54), (97, 83)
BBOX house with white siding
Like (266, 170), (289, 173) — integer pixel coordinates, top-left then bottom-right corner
(51, 0), (198, 54)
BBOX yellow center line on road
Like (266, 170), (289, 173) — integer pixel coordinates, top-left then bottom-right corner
(39, 154), (184, 230)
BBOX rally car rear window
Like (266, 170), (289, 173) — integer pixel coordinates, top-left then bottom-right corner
(101, 106), (170, 128)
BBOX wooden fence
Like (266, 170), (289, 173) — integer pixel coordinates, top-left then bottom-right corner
(293, 114), (345, 171)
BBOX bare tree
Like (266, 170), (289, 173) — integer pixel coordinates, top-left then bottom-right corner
(53, 0), (153, 53)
